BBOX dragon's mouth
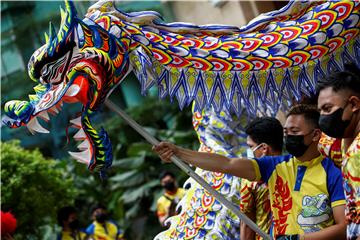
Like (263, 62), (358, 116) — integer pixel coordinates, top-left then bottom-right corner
(39, 77), (95, 166)
(3, 76), (95, 167)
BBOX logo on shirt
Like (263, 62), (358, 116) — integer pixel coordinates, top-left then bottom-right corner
(297, 194), (331, 232)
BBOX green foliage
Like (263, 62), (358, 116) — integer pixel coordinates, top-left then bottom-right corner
(1, 140), (77, 239)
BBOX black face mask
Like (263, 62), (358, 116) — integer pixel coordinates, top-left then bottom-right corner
(164, 181), (176, 191)
(319, 107), (351, 138)
(285, 134), (311, 158)
(68, 219), (79, 230)
(95, 213), (107, 223)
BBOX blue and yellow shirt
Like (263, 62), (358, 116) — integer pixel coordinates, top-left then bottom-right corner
(251, 154), (345, 238)
(85, 220), (123, 240)
(157, 188), (186, 217)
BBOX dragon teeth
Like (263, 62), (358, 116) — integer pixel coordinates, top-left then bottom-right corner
(77, 139), (90, 151)
(68, 149), (91, 164)
(27, 116), (49, 134)
(73, 128), (86, 140)
(38, 111), (50, 121)
(70, 117), (82, 127)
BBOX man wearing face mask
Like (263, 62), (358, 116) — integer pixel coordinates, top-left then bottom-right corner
(156, 171), (185, 227)
(57, 206), (86, 240)
(85, 204), (124, 240)
(240, 117), (283, 240)
(317, 64), (360, 240)
(153, 104), (346, 240)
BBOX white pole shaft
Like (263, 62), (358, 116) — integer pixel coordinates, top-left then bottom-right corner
(105, 100), (270, 240)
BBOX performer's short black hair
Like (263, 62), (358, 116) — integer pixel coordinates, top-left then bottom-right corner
(245, 117), (283, 152)
(159, 171), (175, 180)
(287, 104), (320, 129)
(57, 206), (76, 227)
(90, 203), (107, 214)
(317, 63), (360, 95)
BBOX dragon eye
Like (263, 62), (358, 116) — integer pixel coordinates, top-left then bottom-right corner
(41, 66), (48, 76)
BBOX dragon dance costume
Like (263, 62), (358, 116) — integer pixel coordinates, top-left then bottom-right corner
(2, 0), (359, 239)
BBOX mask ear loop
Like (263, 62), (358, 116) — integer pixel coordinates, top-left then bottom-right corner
(253, 143), (267, 158)
(252, 143), (263, 152)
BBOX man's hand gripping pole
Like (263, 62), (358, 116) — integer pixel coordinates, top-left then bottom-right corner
(105, 99), (270, 240)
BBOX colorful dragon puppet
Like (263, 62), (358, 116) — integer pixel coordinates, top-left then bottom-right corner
(2, 0), (359, 238)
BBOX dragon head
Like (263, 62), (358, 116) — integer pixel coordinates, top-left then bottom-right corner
(3, 0), (131, 175)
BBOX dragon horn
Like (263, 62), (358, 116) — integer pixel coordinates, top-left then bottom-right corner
(64, 0), (77, 18)
(48, 22), (57, 43)
(44, 32), (49, 44)
(46, 22), (58, 54)
(60, 6), (66, 24)
(56, 0), (77, 42)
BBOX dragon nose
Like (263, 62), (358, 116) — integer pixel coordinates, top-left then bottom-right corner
(4, 100), (34, 122)
(1, 115), (18, 128)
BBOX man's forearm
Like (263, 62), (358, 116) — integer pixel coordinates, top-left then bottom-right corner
(176, 147), (231, 171)
(240, 212), (256, 240)
(176, 147), (256, 180)
(302, 223), (346, 240)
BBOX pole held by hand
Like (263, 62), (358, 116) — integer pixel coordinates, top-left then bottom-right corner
(105, 99), (270, 240)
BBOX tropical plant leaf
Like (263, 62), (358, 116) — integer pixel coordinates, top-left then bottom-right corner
(110, 170), (145, 188)
(127, 142), (153, 157)
(125, 201), (141, 219)
(121, 180), (159, 204)
(112, 155), (145, 169)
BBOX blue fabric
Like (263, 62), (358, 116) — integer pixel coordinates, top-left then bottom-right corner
(321, 157), (345, 203)
(294, 166), (307, 191)
(85, 223), (95, 235)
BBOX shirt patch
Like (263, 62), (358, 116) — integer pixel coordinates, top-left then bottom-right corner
(297, 194), (331, 233)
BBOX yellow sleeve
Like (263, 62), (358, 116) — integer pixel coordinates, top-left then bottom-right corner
(157, 197), (167, 217)
(80, 232), (87, 240)
(250, 159), (262, 181)
(331, 199), (346, 208)
(177, 188), (186, 199)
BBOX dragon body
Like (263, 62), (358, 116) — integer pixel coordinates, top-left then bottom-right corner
(3, 0), (359, 238)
